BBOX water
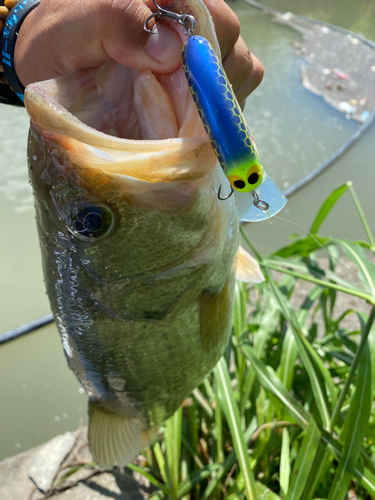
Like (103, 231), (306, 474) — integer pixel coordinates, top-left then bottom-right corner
(0, 0), (374, 461)
(233, 1), (375, 254)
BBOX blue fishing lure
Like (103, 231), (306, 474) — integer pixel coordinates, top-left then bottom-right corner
(182, 36), (287, 222)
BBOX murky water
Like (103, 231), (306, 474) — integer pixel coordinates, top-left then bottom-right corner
(1, 0), (374, 461)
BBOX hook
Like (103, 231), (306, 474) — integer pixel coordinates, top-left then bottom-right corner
(218, 185), (234, 201)
(144, 0), (196, 36)
(252, 192), (269, 211)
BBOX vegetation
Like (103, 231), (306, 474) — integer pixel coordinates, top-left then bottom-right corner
(130, 182), (375, 500)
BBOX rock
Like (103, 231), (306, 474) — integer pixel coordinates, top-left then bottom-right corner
(0, 444), (45, 500)
(29, 432), (76, 493)
(0, 429), (155, 500)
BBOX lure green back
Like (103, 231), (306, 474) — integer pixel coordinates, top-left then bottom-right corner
(182, 36), (287, 222)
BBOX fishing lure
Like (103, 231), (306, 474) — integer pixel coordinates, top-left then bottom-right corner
(182, 36), (287, 222)
(144, 1), (287, 222)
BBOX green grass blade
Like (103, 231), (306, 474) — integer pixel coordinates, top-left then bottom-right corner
(255, 482), (282, 500)
(192, 388), (214, 419)
(286, 417), (321, 500)
(278, 328), (296, 390)
(201, 418), (258, 500)
(165, 407), (183, 496)
(181, 434), (204, 469)
(328, 325), (375, 500)
(280, 427), (290, 498)
(153, 441), (171, 492)
(180, 431), (189, 500)
(263, 257), (364, 295)
(336, 239), (375, 301)
(330, 308), (375, 428)
(214, 378), (225, 464)
(261, 260), (373, 303)
(177, 464), (221, 497)
(274, 236), (329, 259)
(309, 182), (350, 234)
(300, 444), (331, 500)
(348, 183), (375, 250)
(241, 345), (310, 427)
(242, 345), (375, 495)
(265, 270), (332, 429)
(214, 357), (258, 500)
(240, 294), (281, 412)
(278, 286), (324, 390)
(127, 463), (174, 497)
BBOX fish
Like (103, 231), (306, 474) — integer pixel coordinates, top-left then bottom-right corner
(182, 35), (287, 222)
(25, 0), (263, 469)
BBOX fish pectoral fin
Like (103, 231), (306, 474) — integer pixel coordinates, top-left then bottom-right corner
(88, 401), (141, 470)
(200, 279), (232, 353)
(235, 246), (265, 283)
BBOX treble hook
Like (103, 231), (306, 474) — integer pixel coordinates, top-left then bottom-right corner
(144, 0), (196, 36)
(217, 185), (234, 201)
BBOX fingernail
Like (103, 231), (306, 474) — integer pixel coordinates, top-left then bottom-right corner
(145, 24), (182, 64)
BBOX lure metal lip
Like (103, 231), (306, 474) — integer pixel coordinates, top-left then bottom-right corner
(234, 175), (287, 222)
(144, 0), (196, 36)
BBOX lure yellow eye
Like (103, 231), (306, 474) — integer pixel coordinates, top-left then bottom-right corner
(246, 164), (263, 189)
(228, 175), (247, 191)
(228, 163), (264, 193)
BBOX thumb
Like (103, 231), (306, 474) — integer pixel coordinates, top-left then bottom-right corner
(15, 0), (184, 87)
(103, 0), (183, 73)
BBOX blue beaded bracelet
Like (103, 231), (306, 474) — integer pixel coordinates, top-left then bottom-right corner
(1, 0), (41, 103)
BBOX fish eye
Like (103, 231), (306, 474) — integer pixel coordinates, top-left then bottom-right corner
(70, 204), (114, 241)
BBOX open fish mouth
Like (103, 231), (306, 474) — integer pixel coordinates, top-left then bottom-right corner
(24, 0), (223, 185)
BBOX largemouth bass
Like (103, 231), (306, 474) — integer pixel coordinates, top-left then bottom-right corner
(25, 0), (262, 469)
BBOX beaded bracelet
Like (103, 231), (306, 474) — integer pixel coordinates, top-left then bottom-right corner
(0, 0), (22, 105)
(1, 0), (41, 106)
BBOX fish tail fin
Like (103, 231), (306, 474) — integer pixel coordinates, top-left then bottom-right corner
(88, 401), (141, 470)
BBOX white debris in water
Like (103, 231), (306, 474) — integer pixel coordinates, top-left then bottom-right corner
(280, 12), (294, 21)
(338, 101), (356, 114)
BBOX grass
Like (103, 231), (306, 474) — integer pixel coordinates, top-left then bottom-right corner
(132, 182), (375, 500)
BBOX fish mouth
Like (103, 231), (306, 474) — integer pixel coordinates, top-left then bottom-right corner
(24, 0), (222, 184)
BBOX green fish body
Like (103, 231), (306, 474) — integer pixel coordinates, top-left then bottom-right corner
(25, 0), (245, 469)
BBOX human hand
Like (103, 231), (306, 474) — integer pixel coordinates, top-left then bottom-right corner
(14, 0), (263, 102)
